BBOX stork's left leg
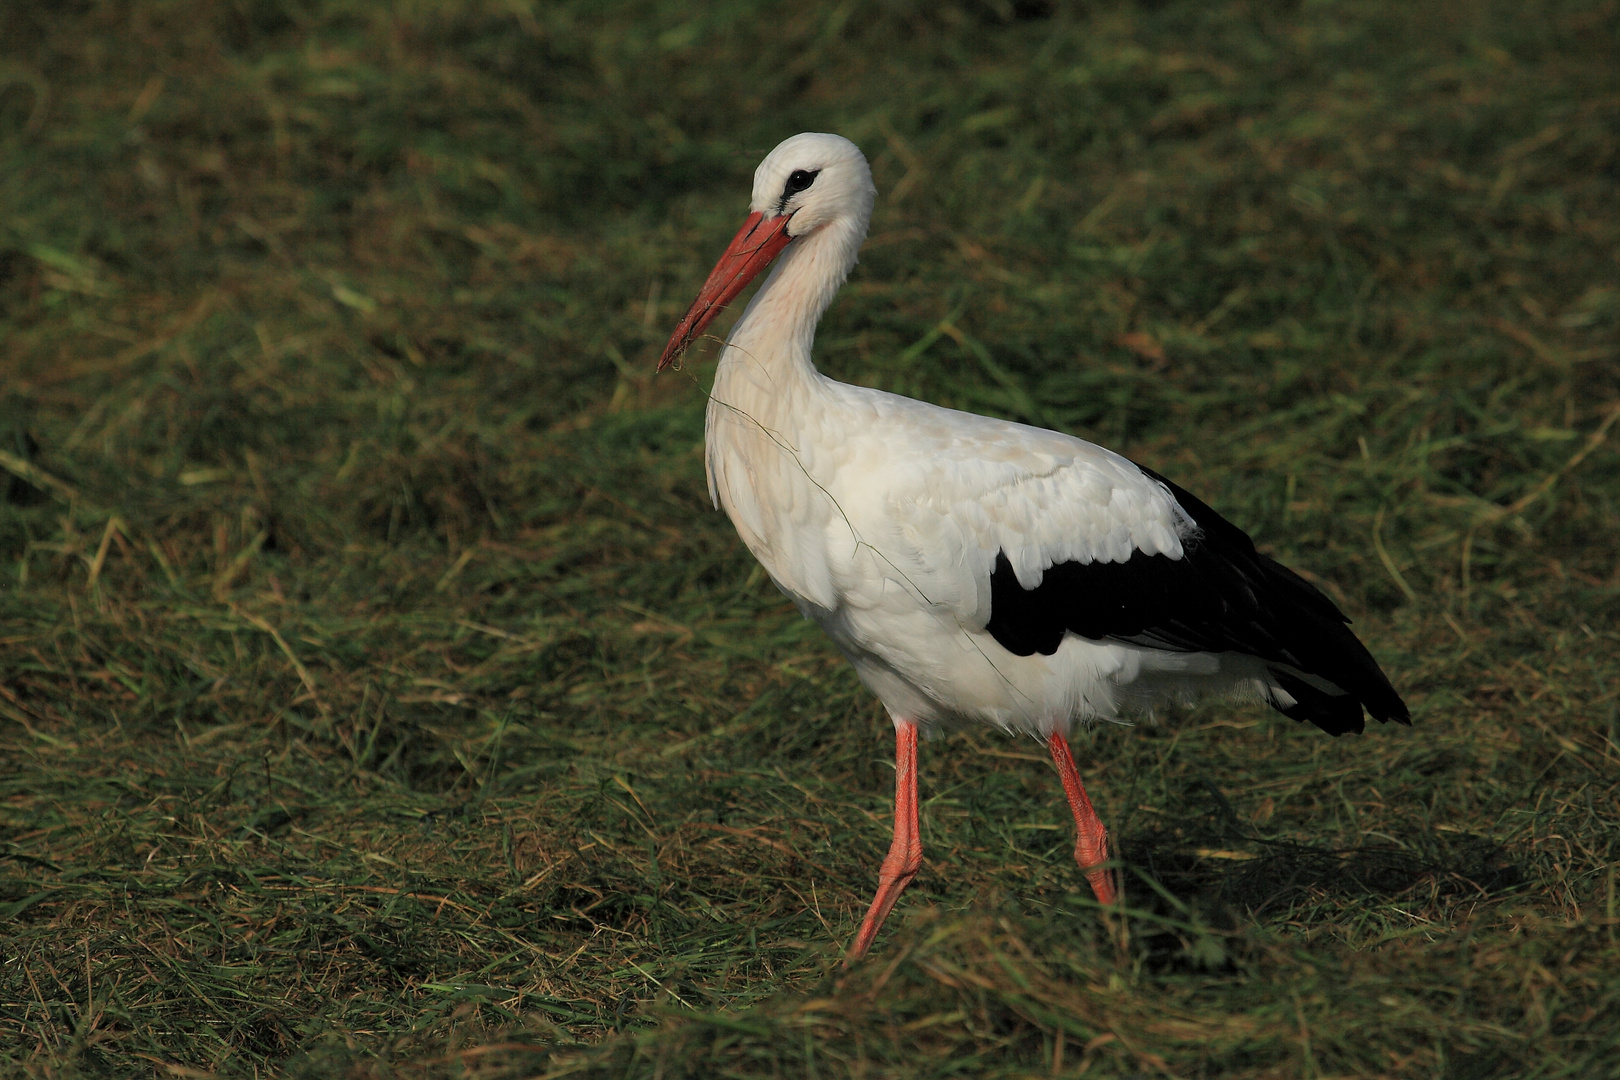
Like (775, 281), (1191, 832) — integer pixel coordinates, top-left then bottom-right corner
(845, 718), (921, 964)
(1047, 732), (1118, 905)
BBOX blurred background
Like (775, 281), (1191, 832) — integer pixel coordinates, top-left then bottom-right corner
(2, 1), (1617, 1077)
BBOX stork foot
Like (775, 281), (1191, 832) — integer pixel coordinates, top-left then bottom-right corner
(846, 719), (921, 963)
(1048, 731), (1118, 906)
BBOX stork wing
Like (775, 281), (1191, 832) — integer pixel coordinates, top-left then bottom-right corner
(837, 397), (1407, 735)
(968, 459), (1409, 735)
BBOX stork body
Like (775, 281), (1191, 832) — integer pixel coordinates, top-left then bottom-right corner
(659, 133), (1408, 961)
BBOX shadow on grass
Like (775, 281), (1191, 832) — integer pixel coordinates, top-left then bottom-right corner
(1120, 778), (1524, 936)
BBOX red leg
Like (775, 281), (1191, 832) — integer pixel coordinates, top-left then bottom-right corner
(846, 719), (921, 963)
(1047, 731), (1118, 905)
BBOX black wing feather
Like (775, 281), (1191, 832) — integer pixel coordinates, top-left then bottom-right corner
(984, 466), (1409, 736)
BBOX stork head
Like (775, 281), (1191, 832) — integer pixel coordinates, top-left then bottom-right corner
(747, 132), (875, 238)
(657, 133), (874, 370)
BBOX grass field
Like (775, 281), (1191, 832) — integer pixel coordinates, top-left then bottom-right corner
(3, 1), (1618, 1076)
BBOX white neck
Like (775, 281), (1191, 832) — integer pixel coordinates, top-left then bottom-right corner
(713, 213), (867, 411)
(701, 208), (870, 584)
(697, 135), (877, 603)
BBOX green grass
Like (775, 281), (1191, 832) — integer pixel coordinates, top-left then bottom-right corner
(2, 1), (1618, 1076)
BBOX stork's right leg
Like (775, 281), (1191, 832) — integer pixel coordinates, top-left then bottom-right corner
(845, 718), (921, 964)
(1047, 731), (1118, 905)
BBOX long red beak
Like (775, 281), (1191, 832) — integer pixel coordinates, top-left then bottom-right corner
(657, 211), (794, 371)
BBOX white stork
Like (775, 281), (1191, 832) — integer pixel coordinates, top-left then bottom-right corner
(657, 133), (1409, 961)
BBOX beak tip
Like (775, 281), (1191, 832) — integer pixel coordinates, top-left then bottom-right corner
(655, 337), (685, 372)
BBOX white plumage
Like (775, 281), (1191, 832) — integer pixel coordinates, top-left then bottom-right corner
(658, 132), (1407, 961)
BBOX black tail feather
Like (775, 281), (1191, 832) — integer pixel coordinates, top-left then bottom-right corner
(1269, 670), (1368, 736)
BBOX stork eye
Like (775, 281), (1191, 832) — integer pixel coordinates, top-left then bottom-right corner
(783, 169), (819, 199)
